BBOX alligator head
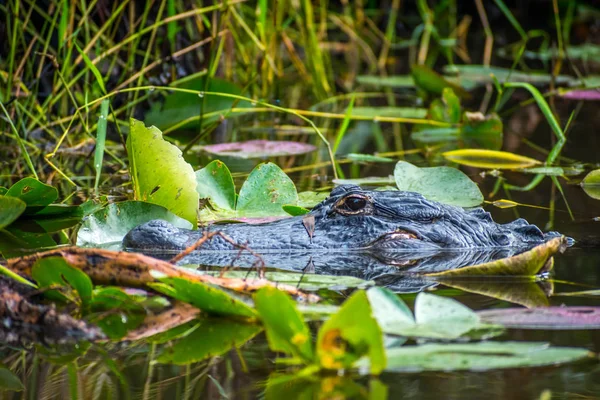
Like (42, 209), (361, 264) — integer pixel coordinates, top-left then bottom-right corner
(123, 185), (562, 251)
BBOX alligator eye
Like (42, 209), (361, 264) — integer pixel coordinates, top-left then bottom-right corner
(344, 196), (367, 211)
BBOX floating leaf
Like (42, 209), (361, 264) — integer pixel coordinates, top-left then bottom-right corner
(0, 196), (26, 229)
(32, 256), (93, 308)
(127, 119), (199, 228)
(520, 166), (565, 176)
(5, 177), (58, 212)
(394, 161), (483, 207)
(254, 287), (314, 362)
(426, 236), (567, 278)
(443, 65), (575, 86)
(195, 160), (236, 210)
(443, 149), (541, 169)
(149, 276), (257, 318)
(346, 153), (394, 163)
(581, 169), (600, 200)
(440, 280), (551, 308)
(477, 307), (600, 329)
(282, 204), (309, 216)
(381, 342), (590, 372)
(237, 162), (298, 217)
(411, 65), (471, 99)
(356, 75), (415, 88)
(429, 88), (461, 123)
(202, 140), (316, 159)
(317, 290), (385, 374)
(156, 319), (261, 364)
(90, 287), (146, 339)
(298, 191), (330, 208)
(207, 271), (373, 291)
(77, 201), (192, 247)
(351, 106), (427, 119)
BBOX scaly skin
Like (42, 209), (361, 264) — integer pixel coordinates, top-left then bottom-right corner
(123, 185), (562, 251)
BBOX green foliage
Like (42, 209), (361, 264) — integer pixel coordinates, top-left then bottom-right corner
(32, 257), (93, 308)
(127, 119), (199, 228)
(196, 160), (299, 219)
(77, 201), (192, 247)
(581, 169), (600, 200)
(394, 161), (484, 207)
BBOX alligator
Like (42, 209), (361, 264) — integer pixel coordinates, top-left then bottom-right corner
(123, 185), (565, 291)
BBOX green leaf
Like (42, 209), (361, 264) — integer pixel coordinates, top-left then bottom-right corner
(298, 191), (330, 208)
(195, 160), (236, 210)
(429, 88), (461, 123)
(32, 256), (93, 308)
(0, 364), (24, 391)
(6, 177), (58, 211)
(127, 118), (199, 228)
(346, 153), (395, 163)
(254, 287), (314, 362)
(0, 196), (26, 229)
(382, 342), (591, 372)
(317, 290), (386, 374)
(75, 45), (107, 94)
(443, 65), (575, 87)
(149, 276), (257, 318)
(460, 112), (504, 150)
(333, 176), (396, 186)
(581, 169), (600, 200)
(366, 287), (415, 332)
(443, 149), (541, 169)
(411, 65), (471, 99)
(427, 236), (566, 278)
(237, 162), (298, 217)
(351, 106), (427, 119)
(356, 75), (415, 88)
(156, 319), (261, 364)
(208, 271), (373, 291)
(77, 201), (192, 246)
(90, 287), (146, 339)
(394, 161), (483, 207)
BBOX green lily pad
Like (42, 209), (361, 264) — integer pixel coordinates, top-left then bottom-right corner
(367, 289), (503, 340)
(394, 161), (483, 207)
(581, 169), (600, 200)
(32, 256), (93, 308)
(426, 236), (566, 278)
(237, 162), (298, 217)
(5, 177), (58, 212)
(149, 275), (257, 318)
(127, 118), (199, 228)
(298, 191), (330, 208)
(77, 201), (193, 247)
(317, 290), (386, 374)
(196, 160), (236, 210)
(381, 342), (591, 372)
(90, 287), (146, 339)
(0, 196), (26, 229)
(156, 319), (260, 364)
(254, 287), (314, 362)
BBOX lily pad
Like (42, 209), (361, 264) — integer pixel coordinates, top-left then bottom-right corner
(32, 256), (93, 308)
(381, 342), (591, 372)
(439, 280), (551, 308)
(127, 118), (199, 228)
(202, 140), (316, 159)
(254, 287), (314, 362)
(156, 319), (261, 365)
(195, 160), (236, 210)
(317, 290), (386, 374)
(426, 236), (566, 278)
(298, 191), (330, 208)
(443, 149), (541, 169)
(205, 271), (373, 291)
(477, 307), (600, 329)
(581, 169), (600, 200)
(0, 196), (26, 229)
(149, 275), (257, 318)
(5, 177), (58, 212)
(367, 289), (503, 340)
(394, 161), (483, 207)
(237, 162), (298, 217)
(77, 201), (193, 247)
